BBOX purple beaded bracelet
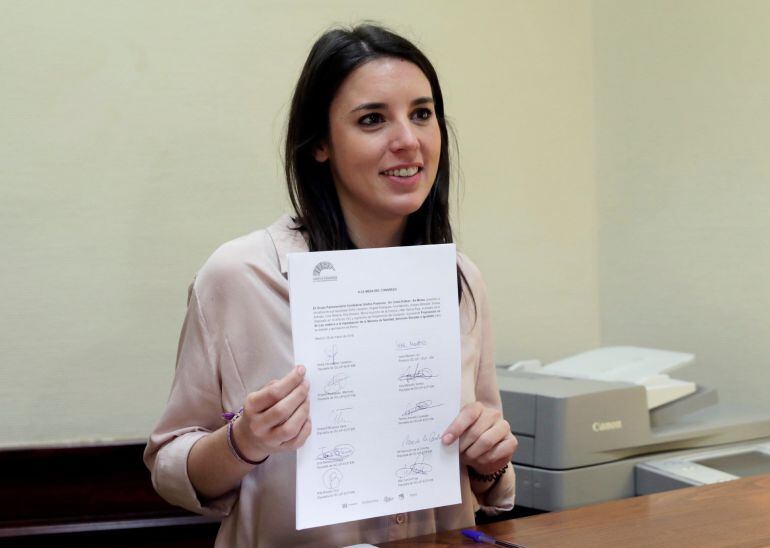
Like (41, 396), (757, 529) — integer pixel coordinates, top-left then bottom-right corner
(222, 408), (269, 466)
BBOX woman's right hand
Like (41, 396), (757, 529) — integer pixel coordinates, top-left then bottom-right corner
(233, 365), (312, 462)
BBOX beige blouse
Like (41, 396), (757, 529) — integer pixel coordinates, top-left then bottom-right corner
(144, 215), (515, 548)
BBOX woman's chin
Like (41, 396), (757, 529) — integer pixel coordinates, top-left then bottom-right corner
(385, 201), (428, 220)
(385, 191), (433, 217)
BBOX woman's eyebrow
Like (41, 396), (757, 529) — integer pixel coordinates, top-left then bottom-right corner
(351, 102), (386, 113)
(412, 96), (434, 106)
(350, 97), (434, 113)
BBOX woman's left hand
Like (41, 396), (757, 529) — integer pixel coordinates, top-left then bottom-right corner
(441, 402), (518, 475)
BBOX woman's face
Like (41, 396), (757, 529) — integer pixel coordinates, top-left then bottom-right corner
(315, 58), (441, 226)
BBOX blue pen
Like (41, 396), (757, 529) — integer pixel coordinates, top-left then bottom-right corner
(461, 529), (527, 548)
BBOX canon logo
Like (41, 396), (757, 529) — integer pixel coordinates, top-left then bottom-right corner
(592, 420), (623, 432)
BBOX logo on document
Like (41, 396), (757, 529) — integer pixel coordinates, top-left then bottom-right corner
(313, 261), (338, 282)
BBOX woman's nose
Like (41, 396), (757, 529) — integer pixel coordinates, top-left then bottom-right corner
(389, 120), (419, 152)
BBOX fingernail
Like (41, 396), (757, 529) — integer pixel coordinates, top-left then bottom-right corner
(297, 365), (306, 376)
(442, 433), (454, 445)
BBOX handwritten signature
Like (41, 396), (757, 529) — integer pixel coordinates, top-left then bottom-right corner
(324, 373), (349, 394)
(331, 407), (352, 424)
(325, 344), (339, 364)
(396, 454), (433, 478)
(402, 400), (443, 417)
(317, 444), (355, 463)
(398, 363), (436, 382)
(396, 339), (428, 351)
(322, 468), (343, 490)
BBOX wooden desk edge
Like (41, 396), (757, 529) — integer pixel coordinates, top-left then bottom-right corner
(380, 474), (770, 547)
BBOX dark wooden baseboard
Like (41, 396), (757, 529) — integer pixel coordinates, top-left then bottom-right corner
(0, 442), (546, 546)
(0, 442), (219, 546)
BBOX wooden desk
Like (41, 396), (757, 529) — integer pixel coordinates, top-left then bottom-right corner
(381, 474), (770, 547)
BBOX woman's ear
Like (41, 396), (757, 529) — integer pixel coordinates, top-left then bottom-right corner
(313, 141), (329, 163)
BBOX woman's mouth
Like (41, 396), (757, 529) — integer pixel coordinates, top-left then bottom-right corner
(380, 166), (423, 185)
(381, 166), (421, 177)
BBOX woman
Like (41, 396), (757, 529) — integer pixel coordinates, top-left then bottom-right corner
(144, 24), (517, 547)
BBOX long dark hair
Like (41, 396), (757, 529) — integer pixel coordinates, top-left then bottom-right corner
(284, 23), (474, 310)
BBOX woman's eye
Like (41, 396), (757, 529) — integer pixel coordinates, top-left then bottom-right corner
(412, 108), (433, 121)
(358, 113), (385, 126)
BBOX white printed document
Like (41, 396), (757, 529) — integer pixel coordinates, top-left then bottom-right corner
(289, 244), (462, 530)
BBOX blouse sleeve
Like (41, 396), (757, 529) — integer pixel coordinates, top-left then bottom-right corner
(143, 280), (238, 517)
(464, 258), (517, 515)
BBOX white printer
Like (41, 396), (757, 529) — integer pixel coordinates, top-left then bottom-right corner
(498, 347), (770, 510)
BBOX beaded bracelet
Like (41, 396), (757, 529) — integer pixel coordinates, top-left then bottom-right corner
(467, 462), (508, 483)
(222, 408), (269, 466)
